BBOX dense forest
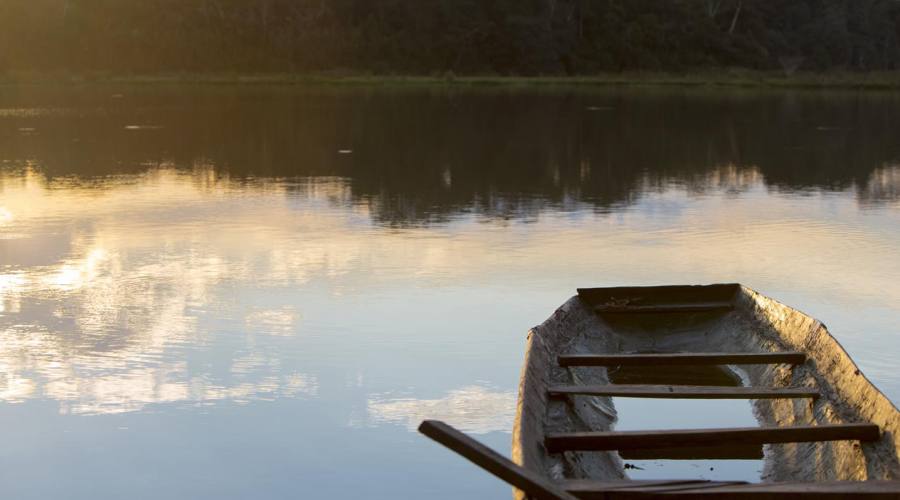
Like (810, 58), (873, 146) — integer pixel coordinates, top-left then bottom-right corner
(1, 0), (900, 75)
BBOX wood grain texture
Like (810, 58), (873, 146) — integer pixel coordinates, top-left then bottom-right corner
(548, 384), (819, 400)
(594, 302), (734, 314)
(558, 352), (807, 367)
(562, 479), (900, 499)
(545, 423), (880, 453)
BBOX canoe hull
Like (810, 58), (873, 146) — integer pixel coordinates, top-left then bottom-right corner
(512, 284), (900, 499)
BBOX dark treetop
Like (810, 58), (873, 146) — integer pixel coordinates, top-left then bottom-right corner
(2, 0), (900, 75)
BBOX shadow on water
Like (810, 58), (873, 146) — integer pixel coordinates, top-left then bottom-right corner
(1, 86), (899, 226)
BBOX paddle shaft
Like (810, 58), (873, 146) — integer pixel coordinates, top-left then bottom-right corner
(418, 420), (578, 500)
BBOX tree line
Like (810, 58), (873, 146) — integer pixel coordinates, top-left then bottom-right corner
(1, 0), (899, 75)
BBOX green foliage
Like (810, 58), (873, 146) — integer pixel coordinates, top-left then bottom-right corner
(0, 0), (898, 75)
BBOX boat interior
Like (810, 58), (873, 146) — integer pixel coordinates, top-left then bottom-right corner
(505, 284), (900, 498)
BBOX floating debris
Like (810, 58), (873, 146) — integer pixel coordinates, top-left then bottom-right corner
(124, 125), (164, 130)
(338, 149), (353, 154)
(586, 106), (614, 111)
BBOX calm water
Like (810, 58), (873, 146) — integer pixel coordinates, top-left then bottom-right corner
(0, 85), (898, 498)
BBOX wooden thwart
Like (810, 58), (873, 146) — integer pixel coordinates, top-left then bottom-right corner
(548, 384), (819, 400)
(545, 423), (880, 453)
(562, 479), (900, 499)
(561, 479), (749, 499)
(558, 352), (806, 367)
(594, 302), (734, 313)
(673, 480), (900, 498)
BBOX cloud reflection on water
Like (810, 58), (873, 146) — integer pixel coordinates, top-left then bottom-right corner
(366, 386), (516, 434)
(0, 168), (333, 414)
(0, 162), (898, 418)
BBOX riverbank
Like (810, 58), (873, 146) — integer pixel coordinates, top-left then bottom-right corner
(3, 71), (900, 89)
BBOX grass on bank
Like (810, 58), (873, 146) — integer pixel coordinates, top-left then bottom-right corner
(3, 69), (900, 89)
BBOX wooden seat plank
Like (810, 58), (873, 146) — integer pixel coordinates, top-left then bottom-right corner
(562, 480), (742, 499)
(549, 384), (819, 400)
(562, 479), (900, 499)
(559, 352), (806, 367)
(594, 302), (734, 313)
(562, 479), (719, 490)
(676, 480), (900, 497)
(545, 423), (880, 453)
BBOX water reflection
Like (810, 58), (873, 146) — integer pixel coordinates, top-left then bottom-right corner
(0, 169), (342, 414)
(0, 87), (898, 499)
(2, 87), (899, 225)
(366, 385), (516, 434)
(862, 164), (900, 206)
(2, 162), (897, 416)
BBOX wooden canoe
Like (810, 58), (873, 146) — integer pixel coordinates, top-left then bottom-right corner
(507, 284), (900, 498)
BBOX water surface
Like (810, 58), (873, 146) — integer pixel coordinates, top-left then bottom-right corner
(0, 85), (898, 498)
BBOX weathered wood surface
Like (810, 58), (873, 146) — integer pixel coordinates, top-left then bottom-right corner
(417, 420), (579, 500)
(558, 352), (806, 367)
(676, 480), (900, 498)
(548, 384), (819, 400)
(738, 286), (900, 481)
(562, 479), (747, 499)
(545, 423), (880, 453)
(577, 284), (740, 309)
(594, 302), (734, 314)
(562, 479), (900, 499)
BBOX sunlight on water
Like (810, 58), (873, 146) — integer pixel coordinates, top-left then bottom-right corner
(0, 86), (898, 499)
